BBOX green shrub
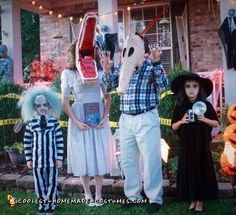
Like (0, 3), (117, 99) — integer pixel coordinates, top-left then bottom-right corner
(158, 63), (187, 157)
(220, 103), (230, 132)
(0, 83), (23, 151)
(168, 156), (178, 173)
(51, 73), (62, 93)
(51, 74), (69, 121)
(4, 142), (24, 153)
(110, 92), (121, 123)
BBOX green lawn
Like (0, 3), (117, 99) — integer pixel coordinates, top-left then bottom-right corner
(0, 191), (236, 215)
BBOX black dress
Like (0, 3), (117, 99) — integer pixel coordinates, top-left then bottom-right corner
(171, 100), (218, 201)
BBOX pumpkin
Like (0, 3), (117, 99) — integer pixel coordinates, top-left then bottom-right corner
(227, 104), (236, 124)
(223, 124), (236, 148)
(220, 142), (236, 176)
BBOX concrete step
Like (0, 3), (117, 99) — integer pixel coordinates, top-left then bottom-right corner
(0, 174), (235, 199)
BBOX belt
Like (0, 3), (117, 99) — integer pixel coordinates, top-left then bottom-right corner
(122, 106), (156, 116)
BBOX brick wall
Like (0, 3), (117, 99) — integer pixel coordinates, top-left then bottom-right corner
(39, 0), (223, 73)
(188, 0), (222, 72)
(40, 15), (71, 71)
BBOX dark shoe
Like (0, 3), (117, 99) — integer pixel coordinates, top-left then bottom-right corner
(38, 208), (45, 215)
(45, 208), (55, 215)
(146, 203), (161, 214)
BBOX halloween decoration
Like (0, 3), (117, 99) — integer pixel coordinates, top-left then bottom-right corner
(227, 104), (236, 124)
(218, 9), (236, 70)
(0, 44), (13, 83)
(221, 107), (236, 177)
(118, 22), (147, 93)
(220, 141), (236, 176)
(223, 124), (236, 147)
(76, 12), (98, 84)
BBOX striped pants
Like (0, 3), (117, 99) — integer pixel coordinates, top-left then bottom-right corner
(33, 167), (58, 210)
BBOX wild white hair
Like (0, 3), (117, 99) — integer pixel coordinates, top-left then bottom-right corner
(18, 86), (61, 122)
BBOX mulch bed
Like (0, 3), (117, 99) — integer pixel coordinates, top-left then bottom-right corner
(0, 152), (69, 176)
(0, 152), (28, 175)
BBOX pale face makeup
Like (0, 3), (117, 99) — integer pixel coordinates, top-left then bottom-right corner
(184, 80), (200, 101)
(34, 95), (49, 116)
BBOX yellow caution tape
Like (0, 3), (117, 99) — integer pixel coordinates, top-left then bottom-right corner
(0, 92), (172, 127)
(160, 118), (171, 126)
(0, 90), (173, 101)
(160, 90), (174, 100)
(109, 121), (119, 128)
(59, 120), (69, 128)
(59, 120), (119, 128)
(0, 118), (21, 126)
(109, 89), (174, 101)
(0, 93), (21, 99)
(0, 117), (171, 127)
(0, 92), (76, 101)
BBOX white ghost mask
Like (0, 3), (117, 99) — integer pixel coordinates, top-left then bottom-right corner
(118, 32), (146, 94)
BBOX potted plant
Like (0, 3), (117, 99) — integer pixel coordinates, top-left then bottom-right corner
(4, 142), (26, 166)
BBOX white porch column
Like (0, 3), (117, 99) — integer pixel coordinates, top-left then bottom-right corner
(220, 1), (236, 104)
(97, 0), (118, 33)
(1, 0), (23, 83)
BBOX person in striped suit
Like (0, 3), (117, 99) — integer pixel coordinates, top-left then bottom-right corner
(18, 86), (64, 214)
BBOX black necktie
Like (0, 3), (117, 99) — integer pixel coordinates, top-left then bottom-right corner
(40, 115), (47, 129)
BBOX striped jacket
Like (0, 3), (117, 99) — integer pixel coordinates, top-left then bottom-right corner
(23, 116), (64, 168)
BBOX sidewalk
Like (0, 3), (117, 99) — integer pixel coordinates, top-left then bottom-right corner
(0, 173), (234, 199)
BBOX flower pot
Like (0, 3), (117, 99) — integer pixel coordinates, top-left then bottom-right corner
(7, 150), (26, 166)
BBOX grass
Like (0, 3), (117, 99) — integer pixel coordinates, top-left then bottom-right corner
(0, 191), (236, 215)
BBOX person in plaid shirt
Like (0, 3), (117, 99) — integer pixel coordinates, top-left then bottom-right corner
(101, 32), (168, 214)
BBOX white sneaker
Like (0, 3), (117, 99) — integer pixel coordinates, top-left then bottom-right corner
(95, 199), (104, 207)
(84, 194), (96, 207)
(86, 198), (96, 207)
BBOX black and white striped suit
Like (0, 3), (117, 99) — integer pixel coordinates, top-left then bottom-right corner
(24, 116), (64, 210)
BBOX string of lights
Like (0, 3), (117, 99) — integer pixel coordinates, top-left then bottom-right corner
(28, 0), (147, 22)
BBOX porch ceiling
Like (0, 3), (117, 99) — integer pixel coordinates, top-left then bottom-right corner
(16, 0), (185, 17)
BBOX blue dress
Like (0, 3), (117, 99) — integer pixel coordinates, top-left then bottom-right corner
(61, 69), (117, 176)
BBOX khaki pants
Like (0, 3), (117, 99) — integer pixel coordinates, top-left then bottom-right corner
(119, 109), (163, 204)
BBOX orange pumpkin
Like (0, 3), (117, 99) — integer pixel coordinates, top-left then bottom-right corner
(220, 142), (236, 176)
(223, 124), (236, 148)
(227, 104), (236, 124)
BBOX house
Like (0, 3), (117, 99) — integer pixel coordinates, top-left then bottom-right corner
(0, 0), (235, 104)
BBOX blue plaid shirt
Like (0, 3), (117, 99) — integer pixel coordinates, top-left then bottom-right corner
(102, 59), (168, 114)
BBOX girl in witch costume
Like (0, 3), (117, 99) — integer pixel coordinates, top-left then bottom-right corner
(18, 86), (64, 214)
(171, 72), (219, 212)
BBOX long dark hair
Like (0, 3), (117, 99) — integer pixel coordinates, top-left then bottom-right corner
(175, 78), (208, 106)
(66, 40), (77, 70)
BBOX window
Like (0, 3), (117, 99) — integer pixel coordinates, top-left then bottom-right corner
(118, 10), (124, 49)
(130, 3), (172, 72)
